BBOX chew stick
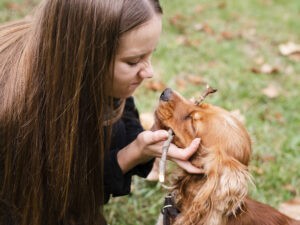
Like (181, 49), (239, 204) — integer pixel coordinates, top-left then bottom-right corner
(195, 84), (217, 105)
(159, 129), (174, 183)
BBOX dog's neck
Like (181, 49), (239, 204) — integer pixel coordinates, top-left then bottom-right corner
(170, 153), (251, 225)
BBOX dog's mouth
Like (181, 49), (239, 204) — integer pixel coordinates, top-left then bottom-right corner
(155, 120), (185, 148)
(157, 121), (175, 138)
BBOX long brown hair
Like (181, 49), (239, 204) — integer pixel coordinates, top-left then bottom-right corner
(0, 0), (162, 225)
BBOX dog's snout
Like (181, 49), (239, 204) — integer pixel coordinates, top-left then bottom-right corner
(160, 88), (172, 101)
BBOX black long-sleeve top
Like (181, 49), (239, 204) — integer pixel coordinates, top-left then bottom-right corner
(103, 97), (154, 203)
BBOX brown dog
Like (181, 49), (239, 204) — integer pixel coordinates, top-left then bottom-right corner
(155, 88), (300, 225)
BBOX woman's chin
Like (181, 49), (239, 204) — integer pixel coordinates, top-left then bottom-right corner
(110, 90), (135, 99)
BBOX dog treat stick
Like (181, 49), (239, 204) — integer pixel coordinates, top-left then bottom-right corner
(159, 129), (174, 183)
(195, 84), (217, 105)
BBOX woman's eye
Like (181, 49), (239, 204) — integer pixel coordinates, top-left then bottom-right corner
(127, 60), (140, 66)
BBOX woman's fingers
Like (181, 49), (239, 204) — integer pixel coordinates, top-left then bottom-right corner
(137, 130), (169, 146)
(172, 158), (204, 174)
(167, 138), (201, 160)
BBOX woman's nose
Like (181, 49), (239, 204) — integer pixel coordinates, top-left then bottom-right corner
(139, 62), (154, 78)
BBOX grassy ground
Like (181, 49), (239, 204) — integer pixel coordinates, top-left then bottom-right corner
(1, 0), (299, 224)
(109, 1), (300, 224)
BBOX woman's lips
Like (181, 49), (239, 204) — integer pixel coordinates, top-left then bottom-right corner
(130, 81), (142, 87)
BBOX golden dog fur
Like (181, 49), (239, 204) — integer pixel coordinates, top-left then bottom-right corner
(155, 88), (300, 225)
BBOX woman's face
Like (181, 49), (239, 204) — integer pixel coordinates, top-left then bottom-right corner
(112, 15), (162, 98)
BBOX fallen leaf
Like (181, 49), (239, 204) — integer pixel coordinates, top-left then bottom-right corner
(260, 154), (276, 162)
(217, 2), (227, 9)
(250, 166), (264, 175)
(140, 112), (154, 130)
(175, 36), (201, 47)
(230, 109), (245, 124)
(284, 65), (294, 75)
(202, 23), (215, 35)
(144, 80), (166, 92)
(279, 197), (300, 220)
(283, 184), (297, 196)
(254, 56), (265, 65)
(186, 75), (205, 85)
(193, 23), (204, 32)
(273, 112), (285, 124)
(288, 53), (300, 62)
(261, 64), (279, 74)
(251, 63), (279, 74)
(175, 77), (187, 90)
(262, 83), (281, 98)
(220, 31), (235, 40)
(169, 14), (186, 32)
(194, 5), (205, 13)
(241, 28), (257, 42)
(175, 35), (188, 45)
(5, 2), (21, 10)
(279, 42), (300, 56)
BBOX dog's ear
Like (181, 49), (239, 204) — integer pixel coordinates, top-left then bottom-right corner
(175, 146), (252, 225)
(192, 112), (201, 120)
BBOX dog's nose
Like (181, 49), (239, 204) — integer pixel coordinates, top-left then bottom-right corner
(160, 88), (172, 101)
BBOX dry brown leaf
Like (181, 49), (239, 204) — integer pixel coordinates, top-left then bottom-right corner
(186, 75), (205, 85)
(169, 13), (186, 32)
(193, 23), (204, 32)
(5, 2), (21, 10)
(251, 63), (279, 75)
(273, 112), (285, 124)
(230, 109), (245, 124)
(203, 23), (215, 35)
(279, 197), (300, 220)
(262, 83), (281, 98)
(284, 65), (294, 75)
(194, 5), (205, 13)
(279, 42), (300, 56)
(217, 2), (227, 9)
(288, 53), (300, 62)
(140, 112), (154, 130)
(175, 77), (187, 90)
(283, 184), (297, 196)
(175, 36), (201, 47)
(220, 31), (235, 40)
(261, 64), (279, 74)
(260, 154), (276, 162)
(175, 35), (188, 45)
(144, 80), (166, 92)
(250, 166), (264, 175)
(254, 56), (265, 65)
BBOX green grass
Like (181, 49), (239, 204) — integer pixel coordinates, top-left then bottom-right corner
(1, 0), (300, 224)
(0, 0), (38, 22)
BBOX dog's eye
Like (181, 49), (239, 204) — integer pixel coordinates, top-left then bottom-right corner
(183, 115), (192, 120)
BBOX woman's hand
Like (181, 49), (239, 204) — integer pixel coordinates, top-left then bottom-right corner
(117, 130), (202, 174)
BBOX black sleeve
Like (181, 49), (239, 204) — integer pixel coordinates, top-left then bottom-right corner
(103, 97), (154, 203)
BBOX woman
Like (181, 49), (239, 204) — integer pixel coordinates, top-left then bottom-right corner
(0, 0), (201, 224)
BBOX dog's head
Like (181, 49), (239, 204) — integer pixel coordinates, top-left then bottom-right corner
(155, 88), (251, 166)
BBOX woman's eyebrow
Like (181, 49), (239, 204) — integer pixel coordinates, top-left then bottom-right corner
(120, 48), (156, 60)
(121, 53), (145, 60)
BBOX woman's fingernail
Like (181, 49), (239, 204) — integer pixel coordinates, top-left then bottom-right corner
(159, 130), (169, 139)
(194, 138), (201, 145)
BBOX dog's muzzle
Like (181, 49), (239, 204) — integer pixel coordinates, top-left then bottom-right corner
(160, 88), (173, 102)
